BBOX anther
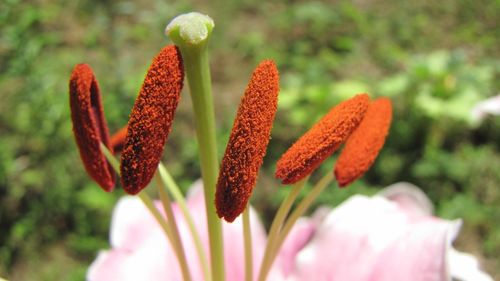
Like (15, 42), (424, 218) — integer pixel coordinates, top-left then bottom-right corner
(275, 94), (370, 184)
(120, 45), (184, 195)
(69, 64), (115, 191)
(216, 60), (279, 222)
(334, 98), (392, 187)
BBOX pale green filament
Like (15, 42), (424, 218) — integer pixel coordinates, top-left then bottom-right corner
(260, 173), (334, 281)
(99, 142), (119, 172)
(158, 163), (211, 281)
(242, 207), (253, 281)
(100, 143), (190, 280)
(155, 174), (192, 281)
(257, 177), (308, 281)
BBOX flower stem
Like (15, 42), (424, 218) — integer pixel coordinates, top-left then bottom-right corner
(242, 207), (253, 281)
(257, 177), (308, 281)
(265, 173), (334, 279)
(166, 13), (225, 281)
(158, 163), (211, 281)
(155, 173), (192, 281)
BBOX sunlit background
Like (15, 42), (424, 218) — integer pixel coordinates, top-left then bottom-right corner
(0, 0), (498, 280)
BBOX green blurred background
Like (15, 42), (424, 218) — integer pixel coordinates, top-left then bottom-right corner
(1, 0), (499, 280)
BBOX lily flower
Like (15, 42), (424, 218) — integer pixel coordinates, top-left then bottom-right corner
(278, 182), (493, 281)
(88, 182), (492, 281)
(69, 12), (493, 281)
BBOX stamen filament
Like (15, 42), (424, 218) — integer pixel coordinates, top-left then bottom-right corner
(137, 191), (175, 244)
(242, 207), (253, 281)
(158, 163), (211, 281)
(257, 177), (308, 281)
(100, 143), (190, 280)
(277, 172), (334, 250)
(70, 64), (115, 191)
(156, 174), (193, 281)
(100, 142), (120, 172)
(261, 173), (334, 281)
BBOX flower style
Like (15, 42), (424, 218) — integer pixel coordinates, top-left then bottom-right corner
(69, 64), (115, 191)
(216, 60), (279, 222)
(275, 94), (370, 184)
(120, 45), (184, 195)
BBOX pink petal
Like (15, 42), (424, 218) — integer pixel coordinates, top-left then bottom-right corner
(89, 181), (207, 281)
(88, 230), (179, 281)
(369, 219), (461, 281)
(285, 195), (460, 281)
(471, 95), (500, 123)
(277, 218), (316, 276)
(448, 248), (494, 281)
(276, 207), (330, 276)
(177, 179), (270, 281)
(379, 182), (434, 218)
(88, 179), (270, 281)
(109, 196), (161, 250)
(222, 207), (268, 281)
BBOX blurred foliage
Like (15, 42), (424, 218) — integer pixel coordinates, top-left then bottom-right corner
(0, 0), (499, 279)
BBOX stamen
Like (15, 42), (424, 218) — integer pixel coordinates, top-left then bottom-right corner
(69, 64), (115, 191)
(110, 126), (127, 154)
(120, 45), (184, 195)
(275, 94), (370, 184)
(334, 97), (392, 187)
(215, 60), (279, 222)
